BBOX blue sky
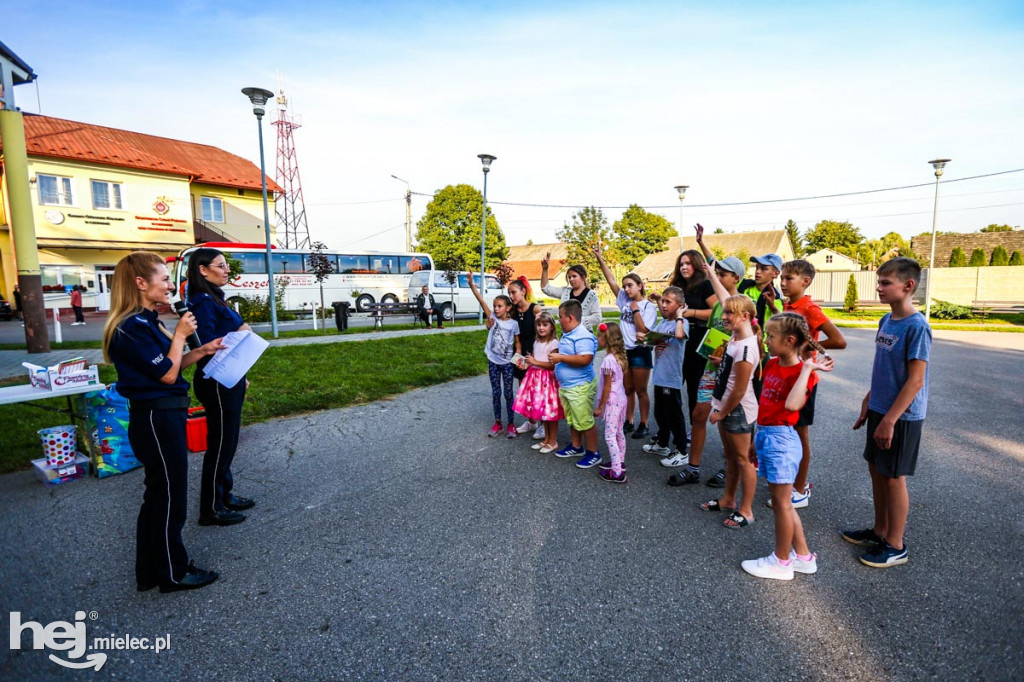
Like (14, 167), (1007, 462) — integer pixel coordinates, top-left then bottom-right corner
(5, 1), (1024, 250)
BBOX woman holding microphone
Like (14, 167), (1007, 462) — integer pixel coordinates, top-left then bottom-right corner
(186, 247), (254, 526)
(102, 251), (223, 592)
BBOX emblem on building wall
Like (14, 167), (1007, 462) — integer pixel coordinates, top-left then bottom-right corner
(44, 209), (65, 225)
(153, 196), (173, 215)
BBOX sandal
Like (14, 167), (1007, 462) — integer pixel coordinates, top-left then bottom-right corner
(723, 511), (753, 529)
(700, 499), (734, 512)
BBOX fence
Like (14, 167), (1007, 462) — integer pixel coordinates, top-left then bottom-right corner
(806, 266), (1024, 307)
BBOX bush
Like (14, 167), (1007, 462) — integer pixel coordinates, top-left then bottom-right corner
(843, 274), (858, 312)
(948, 247), (967, 267)
(968, 248), (987, 266)
(1011, 250), (1024, 266)
(242, 279), (294, 323)
(930, 299), (973, 320)
(990, 245), (1009, 266)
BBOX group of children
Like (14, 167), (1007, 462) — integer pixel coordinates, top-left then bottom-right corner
(467, 242), (932, 581)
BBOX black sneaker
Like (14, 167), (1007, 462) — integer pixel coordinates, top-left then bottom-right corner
(631, 424), (650, 439)
(667, 469), (700, 486)
(841, 527), (884, 547)
(623, 421), (634, 434)
(859, 541), (909, 568)
(705, 468), (726, 488)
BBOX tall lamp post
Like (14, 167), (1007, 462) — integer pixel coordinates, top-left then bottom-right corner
(477, 154), (496, 324)
(925, 158), (951, 322)
(242, 86), (279, 338)
(391, 174), (412, 251)
(674, 185), (689, 250)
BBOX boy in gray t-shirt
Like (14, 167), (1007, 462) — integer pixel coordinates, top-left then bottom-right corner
(845, 258), (931, 570)
(640, 287), (690, 467)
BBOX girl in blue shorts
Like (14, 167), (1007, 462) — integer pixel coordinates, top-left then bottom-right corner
(741, 313), (833, 580)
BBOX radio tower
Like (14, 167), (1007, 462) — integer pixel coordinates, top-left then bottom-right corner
(272, 89), (311, 249)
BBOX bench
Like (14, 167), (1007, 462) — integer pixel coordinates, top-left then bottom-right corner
(366, 302), (423, 330)
(972, 301), (1024, 320)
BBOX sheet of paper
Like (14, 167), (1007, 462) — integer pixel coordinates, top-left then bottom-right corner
(202, 331), (269, 388)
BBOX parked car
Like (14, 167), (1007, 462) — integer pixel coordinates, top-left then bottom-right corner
(0, 294), (12, 321)
(407, 270), (504, 322)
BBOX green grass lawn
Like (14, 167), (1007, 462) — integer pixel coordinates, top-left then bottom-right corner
(0, 331), (489, 475)
(0, 340), (103, 350)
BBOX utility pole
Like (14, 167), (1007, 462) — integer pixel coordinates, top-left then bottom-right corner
(1, 44), (50, 352)
(391, 175), (412, 251)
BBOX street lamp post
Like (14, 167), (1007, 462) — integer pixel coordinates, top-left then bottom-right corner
(242, 86), (279, 339)
(925, 158), (951, 322)
(477, 154), (496, 324)
(391, 175), (412, 251)
(674, 185), (689, 250)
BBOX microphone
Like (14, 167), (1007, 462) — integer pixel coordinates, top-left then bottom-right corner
(172, 300), (203, 350)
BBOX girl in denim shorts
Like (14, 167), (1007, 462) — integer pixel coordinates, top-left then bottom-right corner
(740, 313), (834, 581)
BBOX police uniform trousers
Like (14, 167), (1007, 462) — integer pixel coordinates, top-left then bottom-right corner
(194, 373), (247, 516)
(128, 406), (189, 588)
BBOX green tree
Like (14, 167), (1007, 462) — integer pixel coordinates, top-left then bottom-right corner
(990, 245), (1010, 266)
(980, 224), (1013, 232)
(557, 206), (615, 288)
(1010, 250), (1024, 266)
(804, 220), (863, 255)
(307, 241), (335, 330)
(731, 247), (751, 265)
(968, 248), (987, 266)
(948, 247), (968, 267)
(710, 245), (727, 261)
(415, 184), (507, 271)
(611, 204), (677, 269)
(843, 274), (858, 312)
(784, 219), (804, 258)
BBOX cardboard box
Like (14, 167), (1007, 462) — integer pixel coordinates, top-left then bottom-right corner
(23, 362), (100, 391)
(32, 453), (90, 486)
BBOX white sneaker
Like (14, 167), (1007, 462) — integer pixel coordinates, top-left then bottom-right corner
(660, 451), (690, 467)
(642, 443), (671, 456)
(516, 421), (536, 434)
(741, 553), (794, 581)
(792, 485), (811, 509)
(532, 424), (546, 440)
(790, 550), (818, 574)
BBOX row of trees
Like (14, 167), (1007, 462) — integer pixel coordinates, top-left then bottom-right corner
(414, 185), (676, 286)
(948, 246), (1024, 267)
(786, 219), (916, 268)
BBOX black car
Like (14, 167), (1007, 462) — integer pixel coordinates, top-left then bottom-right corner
(0, 294), (12, 321)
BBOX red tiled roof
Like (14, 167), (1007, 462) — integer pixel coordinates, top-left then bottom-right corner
(0, 114), (281, 192)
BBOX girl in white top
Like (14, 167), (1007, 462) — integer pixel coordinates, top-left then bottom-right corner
(593, 244), (658, 438)
(539, 252), (602, 332)
(703, 294), (761, 529)
(467, 272), (521, 439)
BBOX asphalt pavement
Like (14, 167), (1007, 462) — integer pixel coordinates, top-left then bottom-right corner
(1, 328), (1022, 681)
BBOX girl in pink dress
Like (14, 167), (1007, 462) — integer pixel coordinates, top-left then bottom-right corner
(514, 312), (564, 453)
(595, 322), (630, 483)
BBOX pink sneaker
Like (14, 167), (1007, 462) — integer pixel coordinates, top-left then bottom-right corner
(488, 421), (503, 437)
(506, 423), (518, 439)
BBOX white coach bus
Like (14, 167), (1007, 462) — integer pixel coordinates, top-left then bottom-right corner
(170, 242), (433, 313)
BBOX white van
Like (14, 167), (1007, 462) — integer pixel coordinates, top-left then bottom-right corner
(407, 270), (505, 322)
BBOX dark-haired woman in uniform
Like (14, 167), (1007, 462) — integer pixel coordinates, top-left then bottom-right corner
(186, 247), (254, 526)
(102, 251), (224, 592)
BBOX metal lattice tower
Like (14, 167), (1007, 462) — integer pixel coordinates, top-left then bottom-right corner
(272, 89), (310, 250)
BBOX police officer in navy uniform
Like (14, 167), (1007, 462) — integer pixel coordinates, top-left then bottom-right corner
(102, 252), (224, 592)
(186, 247), (255, 526)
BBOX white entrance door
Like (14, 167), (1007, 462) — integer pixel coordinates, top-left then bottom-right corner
(95, 267), (115, 311)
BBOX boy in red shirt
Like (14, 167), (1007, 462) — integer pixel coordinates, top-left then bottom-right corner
(778, 260), (847, 508)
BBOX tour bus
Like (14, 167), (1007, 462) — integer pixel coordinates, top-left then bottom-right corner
(170, 243), (433, 313)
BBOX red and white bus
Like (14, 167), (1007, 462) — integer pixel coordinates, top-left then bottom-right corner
(170, 243), (433, 313)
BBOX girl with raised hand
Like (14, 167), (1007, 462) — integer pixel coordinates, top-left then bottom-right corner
(468, 272), (521, 438)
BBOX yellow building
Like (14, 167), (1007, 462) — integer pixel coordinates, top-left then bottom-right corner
(0, 114), (280, 310)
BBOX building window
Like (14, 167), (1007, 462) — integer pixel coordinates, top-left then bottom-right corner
(201, 196), (224, 223)
(38, 174), (74, 206)
(91, 180), (123, 210)
(825, 254), (833, 264)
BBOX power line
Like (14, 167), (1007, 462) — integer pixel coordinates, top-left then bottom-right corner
(411, 167), (1024, 210)
(307, 198), (403, 207)
(336, 223), (405, 247)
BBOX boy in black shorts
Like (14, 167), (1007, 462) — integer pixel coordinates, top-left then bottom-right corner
(845, 258), (931, 568)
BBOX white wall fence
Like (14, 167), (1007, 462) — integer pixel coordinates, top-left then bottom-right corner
(806, 266), (1024, 307)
